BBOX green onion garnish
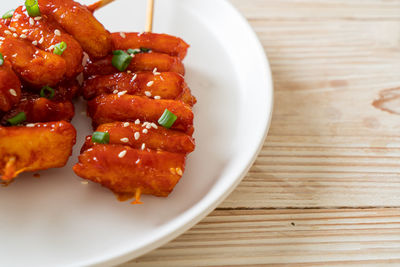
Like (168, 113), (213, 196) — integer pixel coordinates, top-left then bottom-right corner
(7, 112), (26, 126)
(25, 0), (41, 17)
(2, 9), (15, 19)
(140, 47), (151, 53)
(92, 131), (110, 144)
(53, 42), (67, 56)
(127, 48), (140, 55)
(40, 86), (55, 99)
(111, 50), (132, 71)
(112, 50), (126, 55)
(158, 109), (177, 129)
(0, 53), (4, 66)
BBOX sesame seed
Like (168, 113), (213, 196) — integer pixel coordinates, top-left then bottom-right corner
(135, 119), (140, 125)
(39, 37), (44, 44)
(142, 129), (148, 134)
(160, 76), (164, 81)
(153, 68), (160, 75)
(26, 123), (35, 127)
(118, 150), (127, 158)
(22, 29), (28, 33)
(9, 89), (17, 96)
(142, 122), (149, 127)
(32, 40), (38, 45)
(135, 159), (140, 164)
(81, 181), (89, 185)
(134, 132), (140, 140)
(130, 74), (137, 83)
(138, 32), (144, 36)
(154, 96), (161, 100)
(54, 29), (61, 36)
(4, 30), (11, 35)
(126, 70), (131, 73)
(120, 32), (126, 38)
(117, 90), (127, 96)
(9, 27), (16, 32)
(12, 33), (18, 38)
(120, 137), (129, 143)
(146, 124), (151, 129)
(123, 122), (130, 127)
(14, 14), (21, 19)
(147, 81), (154, 87)
(49, 45), (55, 50)
(113, 89), (118, 94)
(20, 34), (27, 39)
(176, 168), (183, 176)
(144, 91), (151, 97)
(170, 168), (176, 175)
(141, 143), (146, 150)
(29, 18), (34, 25)
(34, 16), (42, 21)
(151, 123), (158, 129)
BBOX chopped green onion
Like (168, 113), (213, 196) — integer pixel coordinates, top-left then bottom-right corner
(127, 48), (140, 55)
(0, 53), (4, 66)
(158, 109), (177, 129)
(7, 112), (26, 126)
(53, 42), (67, 55)
(111, 50), (132, 71)
(112, 50), (126, 55)
(140, 47), (151, 53)
(25, 0), (41, 17)
(40, 86), (55, 99)
(92, 131), (110, 144)
(2, 9), (15, 19)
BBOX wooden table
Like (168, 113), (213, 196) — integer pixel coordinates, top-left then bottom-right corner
(123, 1), (400, 265)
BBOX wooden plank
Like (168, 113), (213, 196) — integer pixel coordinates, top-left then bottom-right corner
(219, 6), (400, 208)
(230, 0), (400, 20)
(127, 209), (400, 266)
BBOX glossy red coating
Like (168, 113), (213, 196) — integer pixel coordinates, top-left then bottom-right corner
(82, 121), (195, 154)
(38, 0), (112, 59)
(73, 144), (186, 197)
(112, 32), (189, 60)
(87, 94), (194, 134)
(0, 121), (76, 182)
(83, 72), (196, 106)
(84, 52), (185, 77)
(10, 6), (84, 78)
(0, 61), (21, 112)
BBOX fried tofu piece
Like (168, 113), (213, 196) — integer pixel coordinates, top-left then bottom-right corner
(82, 121), (195, 154)
(0, 121), (76, 182)
(87, 94), (194, 134)
(0, 61), (21, 112)
(1, 96), (74, 125)
(83, 72), (196, 106)
(10, 6), (84, 78)
(0, 36), (66, 87)
(38, 0), (112, 59)
(112, 32), (190, 60)
(73, 144), (186, 200)
(84, 52), (185, 77)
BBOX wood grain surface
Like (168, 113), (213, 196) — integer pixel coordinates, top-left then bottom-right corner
(123, 0), (400, 265)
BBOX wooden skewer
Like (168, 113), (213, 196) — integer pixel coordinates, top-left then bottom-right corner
(91, 0), (155, 33)
(88, 0), (115, 12)
(145, 0), (155, 32)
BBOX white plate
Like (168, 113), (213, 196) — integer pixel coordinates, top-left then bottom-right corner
(0, 0), (273, 266)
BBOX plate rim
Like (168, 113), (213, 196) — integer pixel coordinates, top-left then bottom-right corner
(82, 1), (274, 266)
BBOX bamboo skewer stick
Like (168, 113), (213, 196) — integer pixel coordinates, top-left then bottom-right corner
(145, 0), (155, 32)
(88, 0), (115, 12)
(91, 0), (155, 33)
